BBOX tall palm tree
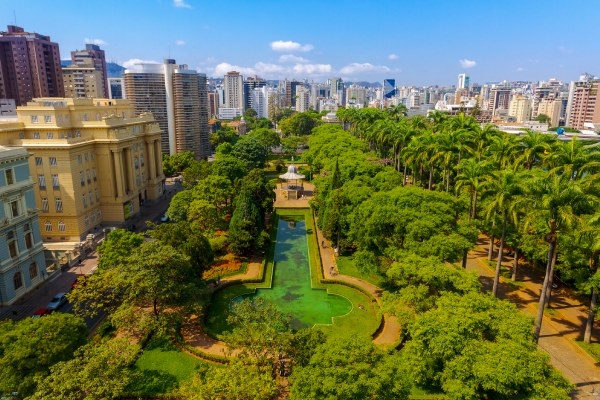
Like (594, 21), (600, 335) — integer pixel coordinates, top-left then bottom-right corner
(455, 158), (492, 220)
(523, 171), (597, 342)
(517, 130), (556, 170)
(486, 133), (520, 170)
(483, 168), (525, 297)
(576, 214), (600, 343)
(546, 136), (600, 180)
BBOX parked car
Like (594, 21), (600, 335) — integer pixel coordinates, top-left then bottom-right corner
(47, 292), (67, 310)
(31, 308), (53, 318)
(159, 214), (169, 223)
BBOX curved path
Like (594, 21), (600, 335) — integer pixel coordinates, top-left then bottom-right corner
(181, 183), (401, 359)
(467, 237), (600, 400)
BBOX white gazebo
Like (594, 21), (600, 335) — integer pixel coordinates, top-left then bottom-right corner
(279, 164), (305, 199)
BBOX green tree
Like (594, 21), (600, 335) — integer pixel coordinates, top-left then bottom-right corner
(279, 111), (321, 136)
(0, 313), (87, 397)
(211, 155), (249, 184)
(162, 151), (196, 177)
(166, 189), (194, 222)
(223, 298), (291, 373)
(289, 337), (411, 400)
(536, 113), (551, 124)
(30, 338), (140, 400)
(230, 135), (269, 169)
(228, 188), (263, 255)
(248, 127), (281, 149)
(523, 171), (597, 342)
(178, 359), (277, 400)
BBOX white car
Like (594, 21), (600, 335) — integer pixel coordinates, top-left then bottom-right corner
(47, 293), (67, 310)
(160, 214), (169, 223)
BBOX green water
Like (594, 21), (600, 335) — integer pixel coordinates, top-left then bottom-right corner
(241, 216), (352, 329)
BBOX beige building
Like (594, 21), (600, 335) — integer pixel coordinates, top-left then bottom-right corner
(508, 94), (532, 123)
(537, 97), (562, 127)
(0, 97), (164, 243)
(62, 59), (105, 99)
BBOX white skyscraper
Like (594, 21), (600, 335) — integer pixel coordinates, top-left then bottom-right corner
(457, 73), (470, 90)
(224, 71), (244, 111)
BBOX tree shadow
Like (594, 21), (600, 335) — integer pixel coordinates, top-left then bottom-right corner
(126, 369), (178, 396)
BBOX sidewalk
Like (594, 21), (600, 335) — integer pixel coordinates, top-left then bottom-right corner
(0, 182), (179, 322)
(466, 237), (600, 400)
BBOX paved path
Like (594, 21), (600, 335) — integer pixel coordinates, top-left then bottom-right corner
(467, 237), (600, 400)
(182, 183), (402, 359)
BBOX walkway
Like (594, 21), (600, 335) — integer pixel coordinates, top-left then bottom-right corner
(181, 183), (401, 360)
(467, 237), (600, 400)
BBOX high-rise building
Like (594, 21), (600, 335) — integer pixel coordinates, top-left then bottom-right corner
(537, 96), (563, 127)
(0, 25), (65, 105)
(123, 59), (210, 159)
(508, 94), (532, 123)
(108, 78), (124, 99)
(383, 78), (396, 99)
(62, 59), (105, 99)
(566, 75), (600, 129)
(207, 91), (219, 119)
(0, 98), (165, 242)
(488, 86), (512, 116)
(346, 85), (367, 108)
(329, 77), (345, 105)
(223, 71), (244, 111)
(457, 74), (470, 90)
(70, 44), (108, 98)
(243, 75), (266, 111)
(295, 86), (310, 112)
(0, 146), (46, 305)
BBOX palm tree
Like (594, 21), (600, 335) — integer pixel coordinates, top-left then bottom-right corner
(546, 136), (600, 180)
(575, 214), (600, 343)
(517, 130), (556, 170)
(483, 168), (525, 297)
(455, 158), (492, 220)
(486, 133), (520, 170)
(523, 171), (597, 342)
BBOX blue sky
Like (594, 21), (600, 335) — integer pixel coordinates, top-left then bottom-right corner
(2, 0), (599, 85)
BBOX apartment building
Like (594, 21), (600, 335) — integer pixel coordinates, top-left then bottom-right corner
(0, 98), (164, 243)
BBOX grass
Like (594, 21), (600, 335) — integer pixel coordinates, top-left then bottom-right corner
(575, 339), (600, 363)
(205, 208), (381, 340)
(337, 255), (385, 287)
(127, 336), (209, 396)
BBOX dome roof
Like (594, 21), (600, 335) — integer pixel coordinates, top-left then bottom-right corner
(287, 164), (298, 174)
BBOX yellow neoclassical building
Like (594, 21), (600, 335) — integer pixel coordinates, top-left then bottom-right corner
(0, 98), (165, 243)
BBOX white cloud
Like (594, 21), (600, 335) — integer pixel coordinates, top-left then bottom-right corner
(84, 38), (107, 46)
(175, 40), (186, 46)
(121, 58), (160, 69)
(278, 54), (309, 64)
(339, 62), (391, 75)
(516, 67), (525, 72)
(459, 59), (477, 68)
(173, 0), (192, 8)
(388, 53), (399, 60)
(293, 63), (332, 75)
(213, 62), (257, 77)
(270, 40), (313, 52)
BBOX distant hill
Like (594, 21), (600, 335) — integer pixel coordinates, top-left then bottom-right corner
(107, 62), (125, 78)
(60, 60), (125, 78)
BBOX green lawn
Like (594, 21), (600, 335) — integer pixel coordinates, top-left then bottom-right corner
(337, 255), (385, 286)
(575, 339), (600, 362)
(127, 337), (209, 396)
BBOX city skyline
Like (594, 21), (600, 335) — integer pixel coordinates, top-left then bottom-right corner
(1, 0), (599, 86)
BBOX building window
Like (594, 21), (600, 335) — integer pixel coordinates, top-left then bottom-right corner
(41, 197), (49, 211)
(49, 157), (57, 166)
(77, 155), (82, 164)
(5, 169), (14, 185)
(75, 130), (81, 137)
(92, 168), (97, 181)
(25, 232), (33, 249)
(82, 194), (87, 207)
(82, 113), (88, 121)
(58, 221), (66, 232)
(18, 132), (25, 139)
(8, 235), (18, 258)
(86, 170), (91, 184)
(44, 115), (52, 123)
(10, 200), (20, 218)
(33, 132), (40, 139)
(57, 115), (63, 124)
(44, 221), (52, 232)
(38, 175), (46, 189)
(84, 153), (89, 162)
(55, 197), (63, 212)
(88, 191), (93, 204)
(35, 157), (43, 166)
(134, 157), (139, 169)
(31, 115), (38, 123)
(52, 174), (59, 189)
(29, 262), (38, 279)
(13, 272), (23, 290)
(47, 132), (53, 139)
(140, 155), (145, 167)
(80, 171), (85, 186)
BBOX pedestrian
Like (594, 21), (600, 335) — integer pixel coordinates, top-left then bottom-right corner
(321, 240), (325, 248)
